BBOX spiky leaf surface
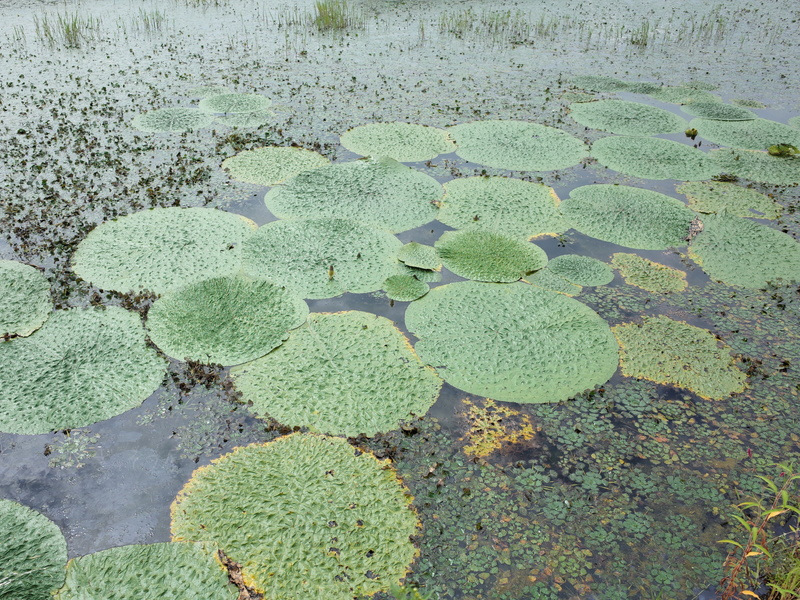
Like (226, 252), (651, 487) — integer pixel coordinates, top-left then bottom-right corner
(171, 434), (419, 598)
(710, 148), (800, 185)
(547, 254), (613, 286)
(435, 230), (547, 282)
(0, 260), (51, 337)
(396, 242), (441, 271)
(0, 307), (166, 434)
(448, 120), (588, 171)
(405, 281), (619, 403)
(676, 181), (781, 219)
(199, 93), (272, 113)
(131, 108), (213, 133)
(383, 275), (429, 301)
(438, 176), (567, 240)
(690, 118), (800, 150)
(231, 311), (441, 436)
(590, 136), (718, 181)
(611, 253), (687, 293)
(146, 275), (308, 366)
(241, 218), (402, 299)
(0, 499), (67, 600)
(263, 157), (441, 233)
(648, 86), (721, 105)
(569, 100), (687, 136)
(72, 207), (257, 295)
(222, 146), (330, 186)
(53, 542), (236, 600)
(561, 184), (695, 250)
(681, 102), (756, 121)
(525, 269), (582, 296)
(339, 122), (455, 162)
(613, 316), (745, 400)
(688, 214), (800, 287)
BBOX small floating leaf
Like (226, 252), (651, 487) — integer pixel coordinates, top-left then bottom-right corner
(199, 93), (271, 113)
(383, 274), (429, 301)
(681, 102), (756, 121)
(648, 86), (721, 105)
(547, 254), (613, 286)
(0, 260), (51, 337)
(131, 108), (213, 133)
(569, 100), (687, 136)
(397, 242), (441, 271)
(222, 146), (330, 186)
(590, 136), (718, 181)
(611, 253), (687, 293)
(340, 122), (455, 162)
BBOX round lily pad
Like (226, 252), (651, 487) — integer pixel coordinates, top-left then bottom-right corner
(230, 311), (441, 436)
(199, 93), (271, 113)
(404, 281), (619, 403)
(146, 275), (308, 366)
(613, 315), (746, 400)
(53, 542), (236, 600)
(733, 99), (766, 109)
(263, 157), (442, 233)
(448, 120), (588, 171)
(397, 242), (441, 271)
(339, 122), (455, 162)
(0, 499), (67, 600)
(438, 176), (568, 240)
(383, 275), (429, 301)
(241, 218), (402, 299)
(611, 253), (687, 293)
(676, 181), (782, 219)
(131, 108), (213, 133)
(681, 102), (756, 121)
(710, 148), (800, 185)
(590, 136), (719, 181)
(395, 262), (442, 283)
(435, 230), (547, 282)
(0, 260), (51, 337)
(547, 254), (613, 286)
(648, 86), (721, 105)
(525, 269), (582, 296)
(222, 146), (330, 186)
(171, 433), (420, 598)
(560, 184), (695, 250)
(72, 207), (257, 295)
(689, 118), (800, 150)
(0, 306), (166, 435)
(569, 100), (688, 136)
(688, 214), (800, 288)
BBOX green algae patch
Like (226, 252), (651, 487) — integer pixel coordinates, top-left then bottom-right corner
(230, 311), (441, 436)
(435, 230), (547, 282)
(710, 148), (800, 185)
(681, 102), (756, 121)
(146, 275), (308, 366)
(590, 136), (718, 181)
(222, 146), (330, 186)
(171, 433), (419, 598)
(131, 108), (214, 133)
(611, 253), (687, 294)
(568, 100), (687, 136)
(263, 157), (442, 233)
(397, 242), (441, 271)
(0, 499), (67, 600)
(339, 122), (455, 162)
(613, 315), (745, 400)
(560, 184), (695, 250)
(405, 281), (619, 402)
(689, 118), (800, 150)
(525, 268), (582, 296)
(448, 120), (588, 171)
(54, 542), (236, 600)
(0, 260), (51, 337)
(688, 214), (800, 288)
(438, 176), (567, 240)
(547, 254), (613, 287)
(72, 207), (257, 295)
(199, 93), (272, 113)
(648, 86), (721, 105)
(0, 306), (166, 434)
(676, 181), (781, 219)
(383, 274), (429, 301)
(241, 218), (402, 299)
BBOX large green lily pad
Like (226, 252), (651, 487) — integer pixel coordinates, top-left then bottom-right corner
(405, 281), (619, 402)
(0, 307), (166, 434)
(171, 433), (419, 598)
(263, 157), (442, 233)
(435, 230), (548, 282)
(230, 311), (441, 436)
(613, 315), (746, 400)
(710, 148), (800, 185)
(72, 207), (257, 295)
(131, 108), (213, 133)
(339, 122), (455, 162)
(0, 260), (51, 337)
(0, 499), (67, 600)
(676, 181), (781, 219)
(547, 254), (614, 286)
(590, 136), (719, 181)
(611, 253), (687, 294)
(689, 118), (800, 150)
(222, 147), (330, 186)
(568, 100), (687, 136)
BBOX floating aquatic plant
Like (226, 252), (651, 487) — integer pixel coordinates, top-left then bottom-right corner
(221, 146), (330, 186)
(613, 315), (746, 400)
(525, 268), (582, 296)
(0, 260), (51, 337)
(0, 307), (166, 434)
(460, 398), (536, 458)
(676, 181), (781, 219)
(681, 102), (756, 121)
(230, 311), (441, 436)
(131, 108), (214, 133)
(396, 242), (441, 271)
(405, 281), (619, 402)
(571, 75), (630, 93)
(198, 93), (271, 113)
(547, 254), (613, 287)
(0, 499), (67, 600)
(188, 85), (231, 98)
(590, 136), (719, 181)
(383, 274), (429, 301)
(710, 148), (800, 185)
(448, 120), (588, 171)
(648, 86), (721, 105)
(339, 122), (455, 162)
(611, 253), (687, 293)
(171, 433), (419, 598)
(790, 116), (800, 129)
(263, 157), (442, 233)
(689, 118), (800, 150)
(395, 262), (442, 283)
(568, 100), (688, 136)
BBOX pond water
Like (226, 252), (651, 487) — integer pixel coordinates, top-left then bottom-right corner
(1, 0), (800, 598)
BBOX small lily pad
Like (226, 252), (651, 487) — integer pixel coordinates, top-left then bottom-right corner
(383, 274), (429, 301)
(547, 254), (613, 286)
(710, 148), (800, 185)
(569, 100), (688, 136)
(690, 118), (800, 150)
(681, 102), (756, 121)
(397, 242), (441, 271)
(199, 93), (271, 113)
(131, 108), (213, 133)
(676, 181), (782, 219)
(590, 136), (719, 181)
(222, 146), (330, 186)
(611, 253), (687, 293)
(572, 75), (630, 92)
(0, 260), (51, 337)
(340, 122), (455, 162)
(648, 86), (721, 105)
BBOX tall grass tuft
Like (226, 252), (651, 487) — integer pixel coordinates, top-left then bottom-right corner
(133, 8), (168, 33)
(312, 0), (365, 32)
(34, 11), (102, 49)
